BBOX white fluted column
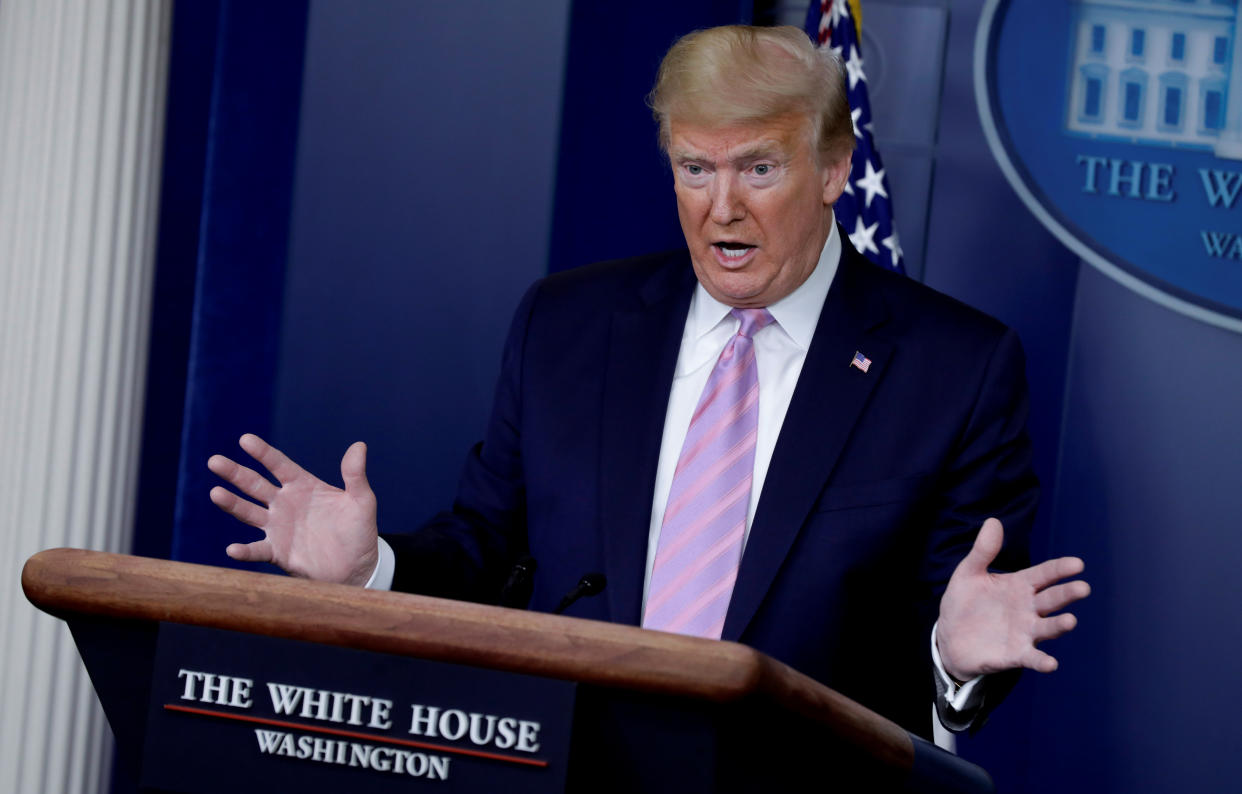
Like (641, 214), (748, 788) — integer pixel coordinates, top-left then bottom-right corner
(0, 1), (170, 791)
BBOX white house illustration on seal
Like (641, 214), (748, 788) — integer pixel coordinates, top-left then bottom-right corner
(1066, 0), (1242, 160)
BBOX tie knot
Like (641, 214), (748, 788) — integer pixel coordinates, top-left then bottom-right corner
(730, 307), (775, 339)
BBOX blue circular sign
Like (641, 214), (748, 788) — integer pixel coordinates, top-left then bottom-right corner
(977, 0), (1242, 332)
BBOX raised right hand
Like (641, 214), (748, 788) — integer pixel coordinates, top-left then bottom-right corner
(208, 433), (379, 586)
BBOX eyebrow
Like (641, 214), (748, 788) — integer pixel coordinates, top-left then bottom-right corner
(670, 140), (786, 166)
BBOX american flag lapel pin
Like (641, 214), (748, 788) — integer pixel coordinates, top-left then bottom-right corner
(850, 351), (872, 373)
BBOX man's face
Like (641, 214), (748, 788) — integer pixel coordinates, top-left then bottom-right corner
(668, 114), (850, 308)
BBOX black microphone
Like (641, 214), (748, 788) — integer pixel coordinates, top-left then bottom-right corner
(497, 555), (537, 609)
(552, 573), (607, 615)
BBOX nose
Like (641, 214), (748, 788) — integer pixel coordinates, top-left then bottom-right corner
(709, 172), (745, 224)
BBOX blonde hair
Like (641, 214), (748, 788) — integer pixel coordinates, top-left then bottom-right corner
(648, 25), (854, 163)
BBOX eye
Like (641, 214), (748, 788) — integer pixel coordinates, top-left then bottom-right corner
(686, 164), (703, 176)
(753, 164), (772, 176)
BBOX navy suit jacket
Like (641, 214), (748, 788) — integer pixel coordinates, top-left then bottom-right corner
(387, 237), (1036, 738)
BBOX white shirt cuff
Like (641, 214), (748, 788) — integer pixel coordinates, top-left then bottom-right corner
(931, 620), (985, 712)
(364, 537), (395, 591)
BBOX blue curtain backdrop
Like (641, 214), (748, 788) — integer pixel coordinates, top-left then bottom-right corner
(135, 0), (309, 569)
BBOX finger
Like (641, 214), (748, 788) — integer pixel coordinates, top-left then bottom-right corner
(1020, 647), (1059, 674)
(1023, 555), (1086, 591)
(959, 517), (1004, 575)
(1034, 580), (1091, 615)
(209, 485), (270, 529)
(340, 441), (372, 497)
(207, 454), (279, 504)
(226, 539), (274, 564)
(238, 433), (306, 486)
(1033, 612), (1078, 643)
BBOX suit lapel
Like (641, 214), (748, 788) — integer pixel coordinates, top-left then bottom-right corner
(722, 247), (893, 641)
(599, 256), (696, 626)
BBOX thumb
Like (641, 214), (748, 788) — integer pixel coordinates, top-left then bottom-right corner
(961, 517), (1004, 574)
(340, 441), (372, 495)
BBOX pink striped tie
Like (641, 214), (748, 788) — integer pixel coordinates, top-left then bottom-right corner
(643, 307), (774, 638)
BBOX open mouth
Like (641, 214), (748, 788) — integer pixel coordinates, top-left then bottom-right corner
(713, 242), (756, 261)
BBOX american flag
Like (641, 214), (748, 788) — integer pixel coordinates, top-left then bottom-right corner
(805, 0), (906, 274)
(851, 350), (872, 372)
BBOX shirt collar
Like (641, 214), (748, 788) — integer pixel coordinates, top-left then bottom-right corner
(687, 219), (841, 350)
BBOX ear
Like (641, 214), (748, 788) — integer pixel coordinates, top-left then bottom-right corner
(821, 151), (853, 205)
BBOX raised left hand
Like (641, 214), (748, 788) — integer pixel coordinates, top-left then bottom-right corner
(937, 517), (1090, 681)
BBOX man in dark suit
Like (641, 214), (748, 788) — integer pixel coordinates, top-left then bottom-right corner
(208, 25), (1087, 740)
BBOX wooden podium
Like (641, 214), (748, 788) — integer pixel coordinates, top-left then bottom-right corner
(22, 548), (993, 793)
